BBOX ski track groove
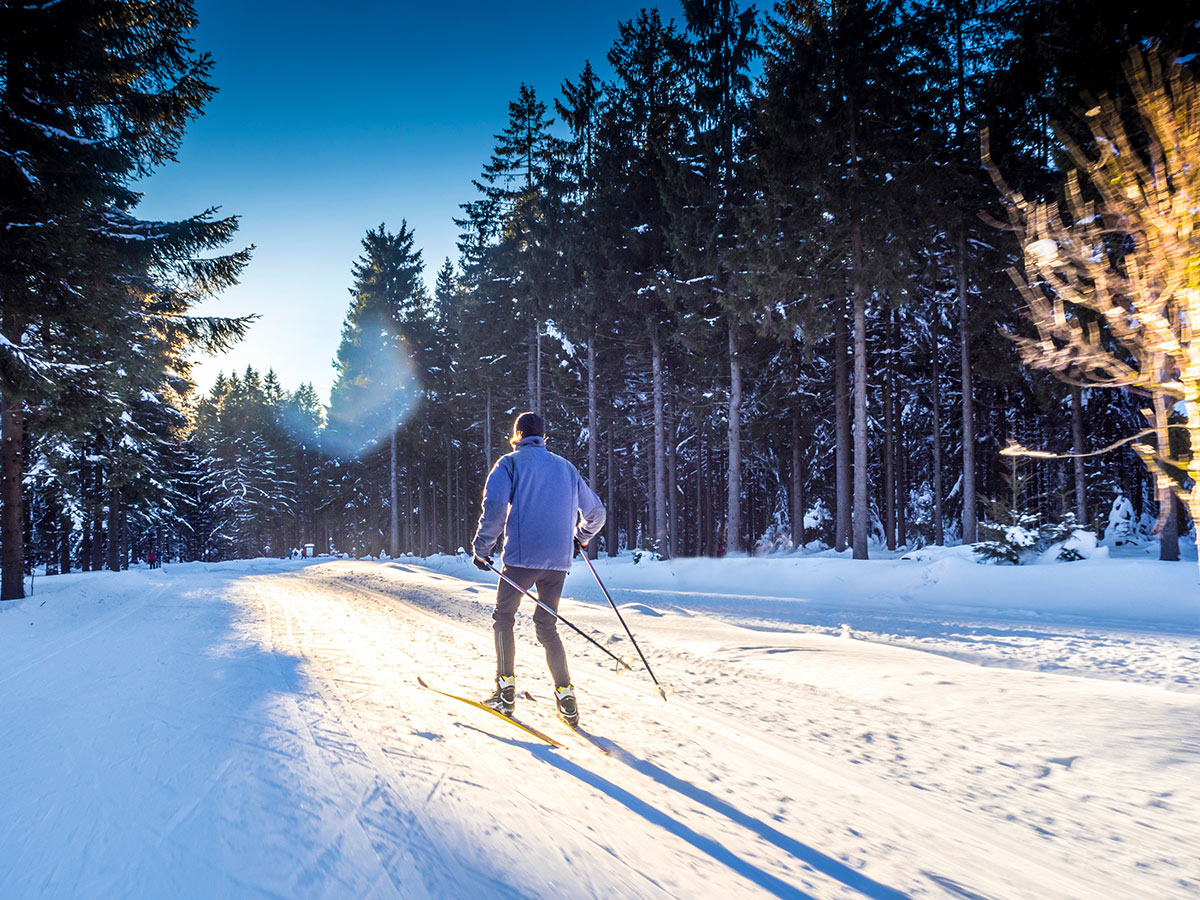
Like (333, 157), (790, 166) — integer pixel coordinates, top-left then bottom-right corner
(0, 579), (172, 687)
(264, 581), (491, 900)
(588, 654), (1105, 900)
(259, 581), (415, 900)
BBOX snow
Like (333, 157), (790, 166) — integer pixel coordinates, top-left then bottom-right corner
(1, 553), (1198, 899)
(15, 115), (99, 145)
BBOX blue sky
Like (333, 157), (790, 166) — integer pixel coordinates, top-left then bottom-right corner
(137, 0), (684, 403)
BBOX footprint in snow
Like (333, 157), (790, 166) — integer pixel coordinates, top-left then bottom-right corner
(1047, 755), (1079, 770)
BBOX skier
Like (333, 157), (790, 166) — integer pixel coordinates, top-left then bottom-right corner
(472, 411), (605, 726)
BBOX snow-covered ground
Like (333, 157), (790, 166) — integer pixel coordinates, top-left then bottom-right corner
(1, 552), (1197, 899)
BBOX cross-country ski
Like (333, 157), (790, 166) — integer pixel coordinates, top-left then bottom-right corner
(418, 676), (567, 749)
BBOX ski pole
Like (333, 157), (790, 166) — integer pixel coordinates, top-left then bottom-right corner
(479, 558), (634, 672)
(579, 550), (670, 701)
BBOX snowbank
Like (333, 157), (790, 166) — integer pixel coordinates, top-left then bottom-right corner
(417, 548), (1200, 632)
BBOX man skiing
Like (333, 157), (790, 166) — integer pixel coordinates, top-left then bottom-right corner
(472, 411), (605, 726)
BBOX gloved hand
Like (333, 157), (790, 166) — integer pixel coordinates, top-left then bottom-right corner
(573, 538), (585, 559)
(473, 555), (493, 571)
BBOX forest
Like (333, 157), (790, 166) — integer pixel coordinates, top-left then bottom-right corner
(2, 0), (1199, 599)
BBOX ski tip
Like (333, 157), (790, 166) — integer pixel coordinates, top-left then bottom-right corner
(417, 676), (430, 689)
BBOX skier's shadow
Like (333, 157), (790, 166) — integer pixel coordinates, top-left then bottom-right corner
(462, 724), (809, 897)
(596, 739), (915, 900)
(541, 748), (818, 899)
(462, 724), (922, 900)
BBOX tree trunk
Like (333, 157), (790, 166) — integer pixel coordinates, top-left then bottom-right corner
(587, 335), (599, 558)
(1, 395), (24, 600)
(667, 403), (678, 558)
(652, 337), (668, 557)
(726, 325), (743, 554)
(106, 488), (121, 572)
(446, 451), (453, 553)
(883, 325), (896, 551)
(90, 469), (105, 571)
(698, 418), (708, 555)
(892, 311), (905, 547)
(430, 477), (439, 556)
(852, 220), (869, 560)
(536, 323), (542, 416)
(897, 436), (908, 547)
(44, 491), (60, 576)
(791, 406), (805, 548)
(834, 307), (851, 551)
(932, 311), (945, 545)
(957, 231), (977, 543)
(527, 322), (537, 413)
(81, 502), (92, 572)
(59, 508), (71, 574)
(418, 482), (428, 557)
(404, 472), (413, 554)
(1153, 385), (1180, 563)
(1071, 385), (1087, 525)
(485, 385), (492, 468)
(389, 421), (400, 558)
(626, 454), (636, 549)
(606, 419), (617, 556)
(1160, 495), (1180, 562)
(455, 467), (462, 551)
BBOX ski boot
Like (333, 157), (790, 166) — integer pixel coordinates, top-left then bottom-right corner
(483, 675), (516, 717)
(554, 684), (579, 727)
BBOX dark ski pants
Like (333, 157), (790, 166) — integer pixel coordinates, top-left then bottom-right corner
(492, 565), (570, 688)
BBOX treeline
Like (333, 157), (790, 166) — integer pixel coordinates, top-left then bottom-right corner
(305, 0), (1195, 562)
(0, 0), (251, 598)
(4, 1), (1198, 594)
(204, 0), (1194, 563)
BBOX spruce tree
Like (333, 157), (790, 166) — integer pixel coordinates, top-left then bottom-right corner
(0, 0), (249, 597)
(327, 222), (427, 557)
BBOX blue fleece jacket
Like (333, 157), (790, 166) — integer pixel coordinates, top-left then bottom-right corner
(472, 436), (606, 571)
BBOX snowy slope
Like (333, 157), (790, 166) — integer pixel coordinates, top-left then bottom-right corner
(1, 555), (1197, 899)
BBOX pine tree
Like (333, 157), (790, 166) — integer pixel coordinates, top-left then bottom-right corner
(602, 9), (690, 557)
(0, 0), (249, 598)
(327, 222), (427, 557)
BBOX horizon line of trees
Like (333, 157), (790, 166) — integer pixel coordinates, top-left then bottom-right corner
(4, 0), (1198, 593)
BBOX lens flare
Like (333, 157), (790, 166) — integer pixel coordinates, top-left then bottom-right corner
(323, 335), (423, 458)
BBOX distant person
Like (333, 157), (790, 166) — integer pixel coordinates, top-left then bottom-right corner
(471, 411), (605, 726)
(147, 549), (157, 569)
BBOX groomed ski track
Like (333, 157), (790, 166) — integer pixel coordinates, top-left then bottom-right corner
(2, 559), (1197, 899)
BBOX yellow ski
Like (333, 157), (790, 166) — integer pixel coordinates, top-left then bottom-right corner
(417, 677), (566, 749)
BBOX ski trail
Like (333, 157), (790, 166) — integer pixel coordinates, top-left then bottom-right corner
(294, 561), (1198, 900)
(251, 574), (689, 899)
(0, 578), (170, 686)
(249, 569), (857, 899)
(273, 567), (924, 897)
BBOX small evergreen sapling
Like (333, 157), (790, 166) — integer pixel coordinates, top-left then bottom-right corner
(976, 456), (1097, 564)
